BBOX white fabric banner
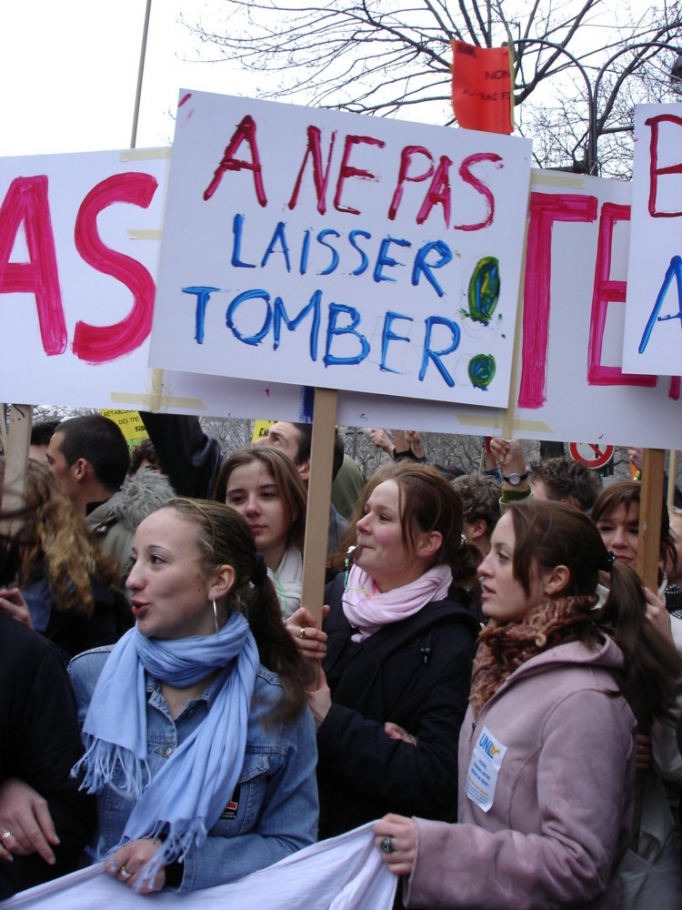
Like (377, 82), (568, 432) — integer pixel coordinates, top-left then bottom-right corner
(0, 823), (396, 910)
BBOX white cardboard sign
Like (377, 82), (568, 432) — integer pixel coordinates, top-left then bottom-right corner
(623, 103), (682, 377)
(335, 170), (682, 450)
(3, 143), (682, 451)
(150, 90), (532, 407)
(0, 148), (169, 407)
(0, 142), (307, 422)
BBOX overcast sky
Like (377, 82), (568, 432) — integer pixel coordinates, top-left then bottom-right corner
(0, 0), (673, 160)
(0, 0), (247, 157)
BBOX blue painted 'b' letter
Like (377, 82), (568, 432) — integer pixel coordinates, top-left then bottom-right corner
(324, 303), (370, 366)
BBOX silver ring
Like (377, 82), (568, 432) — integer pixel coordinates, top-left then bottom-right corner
(299, 627), (307, 640)
(119, 866), (132, 881)
(1, 831), (11, 842)
(381, 835), (394, 854)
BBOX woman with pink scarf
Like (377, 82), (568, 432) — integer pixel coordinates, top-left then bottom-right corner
(287, 462), (481, 840)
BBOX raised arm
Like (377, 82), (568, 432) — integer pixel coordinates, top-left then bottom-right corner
(140, 412), (222, 499)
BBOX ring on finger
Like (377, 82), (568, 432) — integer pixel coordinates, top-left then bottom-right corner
(1, 831), (12, 842)
(381, 835), (394, 854)
(299, 627), (307, 640)
(119, 866), (132, 881)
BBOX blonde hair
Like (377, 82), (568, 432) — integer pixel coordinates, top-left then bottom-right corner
(1, 458), (119, 616)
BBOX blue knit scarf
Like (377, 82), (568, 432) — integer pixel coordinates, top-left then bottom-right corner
(73, 614), (259, 884)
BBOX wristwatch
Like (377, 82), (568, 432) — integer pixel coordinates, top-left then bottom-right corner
(502, 471), (529, 486)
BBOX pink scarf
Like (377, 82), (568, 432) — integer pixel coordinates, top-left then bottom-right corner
(342, 563), (453, 642)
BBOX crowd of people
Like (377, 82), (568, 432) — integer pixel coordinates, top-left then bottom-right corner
(1, 415), (682, 908)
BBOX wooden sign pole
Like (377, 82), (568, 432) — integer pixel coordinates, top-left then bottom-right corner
(0, 406), (7, 456)
(1, 404), (32, 549)
(636, 448), (665, 591)
(301, 388), (338, 627)
(667, 450), (677, 508)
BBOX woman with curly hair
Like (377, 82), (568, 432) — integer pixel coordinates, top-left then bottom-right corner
(0, 458), (130, 659)
(375, 500), (680, 909)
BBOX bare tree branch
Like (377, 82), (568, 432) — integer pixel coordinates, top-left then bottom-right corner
(183, 0), (682, 171)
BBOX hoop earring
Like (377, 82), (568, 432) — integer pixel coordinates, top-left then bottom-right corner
(212, 599), (219, 634)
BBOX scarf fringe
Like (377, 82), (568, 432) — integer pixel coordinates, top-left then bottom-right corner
(73, 735), (149, 798)
(73, 616), (259, 872)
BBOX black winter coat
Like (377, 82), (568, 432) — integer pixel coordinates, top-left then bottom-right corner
(317, 574), (480, 839)
(0, 615), (95, 898)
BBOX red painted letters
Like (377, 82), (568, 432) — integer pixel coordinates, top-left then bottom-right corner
(288, 126), (338, 215)
(204, 115), (267, 206)
(72, 172), (158, 363)
(0, 175), (67, 355)
(519, 192), (597, 408)
(587, 202), (656, 389)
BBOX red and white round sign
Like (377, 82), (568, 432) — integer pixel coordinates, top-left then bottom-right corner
(568, 442), (615, 470)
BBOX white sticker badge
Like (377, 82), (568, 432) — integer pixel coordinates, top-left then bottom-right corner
(465, 726), (507, 813)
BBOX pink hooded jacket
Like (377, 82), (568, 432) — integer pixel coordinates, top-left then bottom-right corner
(405, 635), (637, 909)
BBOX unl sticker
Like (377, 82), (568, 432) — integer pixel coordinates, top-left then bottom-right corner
(465, 726), (507, 813)
(220, 783), (241, 820)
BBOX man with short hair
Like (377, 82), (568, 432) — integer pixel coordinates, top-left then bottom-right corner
(255, 421), (347, 550)
(489, 438), (601, 514)
(47, 415), (174, 577)
(528, 456), (602, 513)
(28, 420), (60, 464)
(255, 421), (344, 481)
(46, 416), (130, 518)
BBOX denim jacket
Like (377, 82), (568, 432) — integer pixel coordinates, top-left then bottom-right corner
(68, 647), (319, 892)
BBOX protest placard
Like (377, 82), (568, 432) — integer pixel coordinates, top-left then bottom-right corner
(2, 141), (682, 450)
(0, 145), (303, 422)
(336, 169), (682, 450)
(150, 90), (532, 408)
(0, 147), (169, 406)
(623, 103), (682, 377)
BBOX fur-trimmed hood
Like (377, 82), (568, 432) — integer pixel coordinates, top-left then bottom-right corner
(86, 470), (175, 579)
(110, 469), (176, 531)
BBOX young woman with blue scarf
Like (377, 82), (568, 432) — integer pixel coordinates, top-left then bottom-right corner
(68, 498), (318, 894)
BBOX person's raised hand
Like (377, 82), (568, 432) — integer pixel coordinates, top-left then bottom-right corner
(628, 447), (643, 472)
(490, 438), (527, 477)
(635, 732), (652, 772)
(368, 429), (395, 457)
